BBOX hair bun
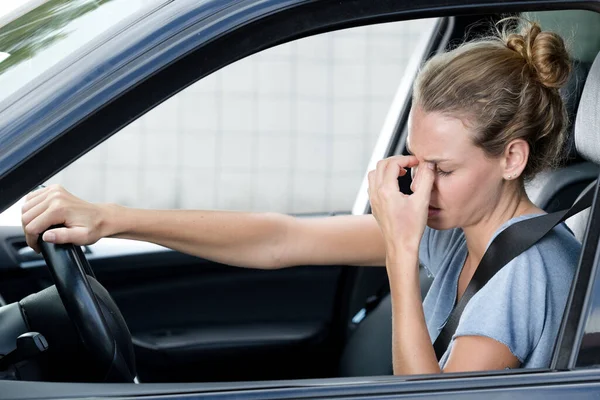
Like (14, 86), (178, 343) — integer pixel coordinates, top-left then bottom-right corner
(505, 21), (571, 89)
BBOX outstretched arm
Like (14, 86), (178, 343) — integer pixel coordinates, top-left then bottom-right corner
(21, 185), (386, 269)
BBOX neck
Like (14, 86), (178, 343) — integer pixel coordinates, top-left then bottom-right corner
(462, 183), (542, 264)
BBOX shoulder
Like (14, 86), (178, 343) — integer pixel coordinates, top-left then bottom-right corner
(455, 223), (580, 362)
(479, 212), (580, 285)
(506, 222), (580, 281)
(483, 222), (579, 297)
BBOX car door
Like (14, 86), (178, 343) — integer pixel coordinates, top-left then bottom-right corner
(0, 0), (446, 383)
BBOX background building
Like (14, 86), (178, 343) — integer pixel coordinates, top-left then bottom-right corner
(47, 19), (436, 213)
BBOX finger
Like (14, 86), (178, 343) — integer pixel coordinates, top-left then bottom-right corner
(375, 159), (388, 188)
(381, 155), (419, 187)
(42, 227), (88, 245)
(368, 170), (375, 192)
(383, 155), (420, 168)
(410, 166), (418, 192)
(22, 185), (64, 214)
(382, 158), (405, 189)
(397, 155), (420, 168)
(24, 207), (67, 238)
(22, 192), (48, 215)
(22, 197), (51, 227)
(25, 233), (41, 254)
(412, 161), (425, 192)
(413, 162), (435, 204)
(25, 185), (50, 201)
(375, 156), (418, 186)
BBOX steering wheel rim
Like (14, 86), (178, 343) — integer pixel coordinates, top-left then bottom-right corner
(38, 229), (134, 382)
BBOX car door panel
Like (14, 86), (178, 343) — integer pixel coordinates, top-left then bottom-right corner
(0, 224), (345, 382)
(102, 258), (343, 382)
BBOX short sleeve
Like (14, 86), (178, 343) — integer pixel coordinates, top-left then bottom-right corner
(419, 227), (433, 272)
(419, 227), (465, 278)
(452, 249), (548, 362)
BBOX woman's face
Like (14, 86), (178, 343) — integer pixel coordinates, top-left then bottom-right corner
(406, 106), (505, 230)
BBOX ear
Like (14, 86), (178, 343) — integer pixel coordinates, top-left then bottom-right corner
(502, 139), (529, 180)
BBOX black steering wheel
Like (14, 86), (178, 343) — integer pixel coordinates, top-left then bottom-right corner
(38, 227), (135, 383)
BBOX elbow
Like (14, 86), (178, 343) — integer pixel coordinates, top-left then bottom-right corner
(262, 212), (295, 270)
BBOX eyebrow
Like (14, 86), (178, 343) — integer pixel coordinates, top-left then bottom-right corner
(405, 142), (451, 164)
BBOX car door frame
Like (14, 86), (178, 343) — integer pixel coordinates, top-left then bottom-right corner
(1, 0), (600, 398)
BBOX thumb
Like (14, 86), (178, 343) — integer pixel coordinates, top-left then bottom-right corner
(413, 162), (435, 204)
(42, 227), (88, 245)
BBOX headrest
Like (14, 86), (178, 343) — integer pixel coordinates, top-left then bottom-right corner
(561, 60), (591, 159)
(575, 51), (600, 164)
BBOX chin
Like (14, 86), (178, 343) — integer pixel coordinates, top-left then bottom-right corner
(426, 216), (456, 231)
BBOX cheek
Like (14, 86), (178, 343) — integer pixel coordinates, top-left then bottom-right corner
(435, 174), (477, 208)
(437, 169), (498, 210)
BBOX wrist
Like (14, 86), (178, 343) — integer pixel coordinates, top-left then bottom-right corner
(386, 250), (419, 281)
(385, 240), (419, 260)
(98, 203), (125, 238)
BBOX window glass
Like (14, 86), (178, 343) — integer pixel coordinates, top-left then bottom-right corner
(47, 19), (438, 214)
(525, 10), (600, 63)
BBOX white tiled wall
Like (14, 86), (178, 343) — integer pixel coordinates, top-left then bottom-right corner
(47, 19), (436, 213)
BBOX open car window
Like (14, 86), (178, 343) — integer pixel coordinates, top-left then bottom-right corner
(43, 19), (439, 215)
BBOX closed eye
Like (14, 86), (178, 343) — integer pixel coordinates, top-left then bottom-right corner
(436, 167), (452, 177)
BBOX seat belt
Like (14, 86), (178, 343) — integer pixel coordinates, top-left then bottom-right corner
(433, 182), (596, 360)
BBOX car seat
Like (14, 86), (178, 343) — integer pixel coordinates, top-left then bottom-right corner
(527, 59), (599, 230)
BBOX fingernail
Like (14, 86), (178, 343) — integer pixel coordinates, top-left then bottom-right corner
(44, 232), (55, 242)
(427, 162), (434, 170)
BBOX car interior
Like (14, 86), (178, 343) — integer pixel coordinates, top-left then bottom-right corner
(0, 5), (599, 388)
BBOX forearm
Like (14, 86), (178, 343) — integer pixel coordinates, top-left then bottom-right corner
(102, 204), (290, 269)
(388, 250), (440, 375)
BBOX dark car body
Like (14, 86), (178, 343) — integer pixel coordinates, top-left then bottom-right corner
(1, 0), (600, 399)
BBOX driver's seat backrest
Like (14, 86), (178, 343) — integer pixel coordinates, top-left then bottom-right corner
(526, 59), (598, 221)
(574, 49), (600, 163)
(567, 50), (600, 238)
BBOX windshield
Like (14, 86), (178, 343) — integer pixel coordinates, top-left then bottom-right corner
(0, 0), (164, 104)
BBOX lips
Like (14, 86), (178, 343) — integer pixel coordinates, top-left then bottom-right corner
(428, 206), (441, 217)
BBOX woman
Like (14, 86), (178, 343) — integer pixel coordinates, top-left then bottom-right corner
(20, 20), (580, 375)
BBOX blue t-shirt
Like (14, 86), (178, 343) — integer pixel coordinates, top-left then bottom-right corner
(419, 214), (581, 369)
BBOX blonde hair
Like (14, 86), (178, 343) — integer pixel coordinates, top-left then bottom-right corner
(413, 19), (571, 180)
